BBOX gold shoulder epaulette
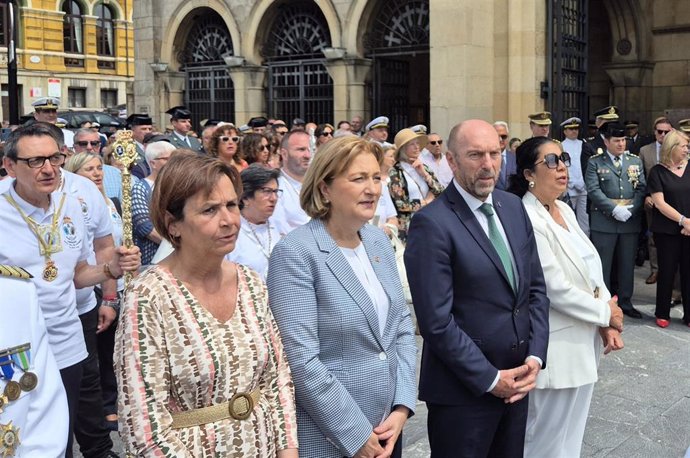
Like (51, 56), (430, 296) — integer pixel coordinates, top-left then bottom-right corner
(592, 148), (604, 157)
(0, 265), (33, 279)
(625, 151), (639, 157)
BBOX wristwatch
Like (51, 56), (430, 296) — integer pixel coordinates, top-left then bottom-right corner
(101, 299), (120, 311)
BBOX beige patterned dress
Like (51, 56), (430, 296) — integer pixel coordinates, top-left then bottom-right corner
(115, 264), (298, 457)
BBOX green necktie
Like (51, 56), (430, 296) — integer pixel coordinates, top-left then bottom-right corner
(479, 203), (516, 292)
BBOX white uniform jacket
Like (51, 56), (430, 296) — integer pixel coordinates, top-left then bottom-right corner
(522, 192), (611, 389)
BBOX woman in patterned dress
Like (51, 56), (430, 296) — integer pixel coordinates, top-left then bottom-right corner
(115, 152), (298, 457)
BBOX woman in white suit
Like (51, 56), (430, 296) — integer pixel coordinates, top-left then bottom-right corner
(267, 136), (417, 458)
(508, 137), (625, 457)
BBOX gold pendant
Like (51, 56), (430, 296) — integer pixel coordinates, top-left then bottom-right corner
(18, 372), (37, 392)
(2, 382), (20, 402)
(42, 261), (58, 282)
(0, 421), (20, 457)
(0, 395), (7, 414)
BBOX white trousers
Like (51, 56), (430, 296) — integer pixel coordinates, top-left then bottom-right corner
(524, 383), (595, 458)
(569, 193), (589, 236)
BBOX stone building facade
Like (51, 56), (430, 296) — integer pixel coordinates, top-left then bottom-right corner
(133, 0), (690, 139)
(0, 0), (134, 119)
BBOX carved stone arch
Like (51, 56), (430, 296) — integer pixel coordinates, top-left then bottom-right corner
(161, 0), (240, 71)
(601, 0), (647, 62)
(242, 0), (341, 64)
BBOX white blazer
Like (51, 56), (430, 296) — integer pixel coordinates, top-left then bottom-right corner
(523, 192), (611, 389)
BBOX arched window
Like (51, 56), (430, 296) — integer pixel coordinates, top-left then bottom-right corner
(95, 3), (115, 69)
(62, 0), (83, 66)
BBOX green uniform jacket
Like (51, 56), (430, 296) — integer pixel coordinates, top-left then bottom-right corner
(585, 151), (646, 234)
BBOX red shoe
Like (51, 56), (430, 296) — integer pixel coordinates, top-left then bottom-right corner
(656, 318), (670, 328)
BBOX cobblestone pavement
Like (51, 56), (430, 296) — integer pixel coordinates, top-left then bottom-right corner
(79, 264), (690, 457)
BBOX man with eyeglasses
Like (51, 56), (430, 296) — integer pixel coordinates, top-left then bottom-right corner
(0, 124), (140, 457)
(421, 132), (453, 187)
(559, 117), (589, 235)
(639, 117), (674, 285)
(493, 121), (516, 190)
(586, 123), (646, 319)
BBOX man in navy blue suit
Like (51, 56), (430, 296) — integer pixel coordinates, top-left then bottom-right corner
(405, 119), (550, 458)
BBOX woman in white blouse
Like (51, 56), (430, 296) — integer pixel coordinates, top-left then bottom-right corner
(226, 164), (283, 281)
(507, 136), (624, 458)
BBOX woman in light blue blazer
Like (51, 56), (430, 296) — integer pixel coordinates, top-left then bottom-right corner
(267, 136), (417, 458)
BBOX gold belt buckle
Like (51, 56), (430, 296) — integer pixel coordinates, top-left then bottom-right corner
(228, 392), (254, 420)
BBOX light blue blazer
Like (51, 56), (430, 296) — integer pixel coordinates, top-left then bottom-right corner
(267, 219), (417, 458)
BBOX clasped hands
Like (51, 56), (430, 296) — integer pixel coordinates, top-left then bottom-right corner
(600, 295), (625, 354)
(490, 358), (541, 404)
(354, 407), (409, 458)
(611, 204), (633, 222)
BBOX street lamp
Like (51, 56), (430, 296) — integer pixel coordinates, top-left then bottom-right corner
(1, 0), (18, 124)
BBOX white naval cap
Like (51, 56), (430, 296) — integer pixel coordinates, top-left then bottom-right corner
(410, 124), (427, 134)
(366, 116), (389, 132)
(560, 117), (581, 129)
(31, 97), (61, 110)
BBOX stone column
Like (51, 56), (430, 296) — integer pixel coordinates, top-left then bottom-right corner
(323, 58), (372, 123)
(227, 65), (267, 124)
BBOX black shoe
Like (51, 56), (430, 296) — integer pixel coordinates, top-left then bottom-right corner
(622, 307), (643, 319)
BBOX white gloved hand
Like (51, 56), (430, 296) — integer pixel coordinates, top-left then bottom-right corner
(611, 205), (633, 222)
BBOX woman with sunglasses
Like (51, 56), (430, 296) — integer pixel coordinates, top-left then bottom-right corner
(647, 129), (690, 328)
(314, 123), (334, 148)
(241, 133), (271, 167)
(209, 124), (247, 172)
(508, 136), (624, 458)
(226, 165), (284, 281)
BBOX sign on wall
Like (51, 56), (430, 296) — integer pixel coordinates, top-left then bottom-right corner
(48, 78), (61, 98)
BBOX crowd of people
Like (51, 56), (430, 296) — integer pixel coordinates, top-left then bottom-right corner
(0, 94), (689, 458)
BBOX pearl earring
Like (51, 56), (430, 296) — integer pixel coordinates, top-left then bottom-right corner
(528, 181), (535, 189)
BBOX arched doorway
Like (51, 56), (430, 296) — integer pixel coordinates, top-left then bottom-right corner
(363, 0), (429, 134)
(263, 2), (333, 123)
(177, 9), (235, 127)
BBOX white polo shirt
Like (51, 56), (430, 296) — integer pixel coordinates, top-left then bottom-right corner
(272, 170), (310, 233)
(0, 274), (68, 456)
(59, 170), (113, 315)
(0, 185), (89, 369)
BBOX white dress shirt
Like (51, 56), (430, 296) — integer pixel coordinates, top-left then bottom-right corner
(561, 138), (586, 194)
(226, 215), (282, 282)
(421, 149), (453, 187)
(272, 170), (310, 233)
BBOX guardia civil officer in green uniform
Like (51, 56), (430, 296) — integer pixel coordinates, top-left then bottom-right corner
(166, 106), (202, 151)
(585, 123), (646, 318)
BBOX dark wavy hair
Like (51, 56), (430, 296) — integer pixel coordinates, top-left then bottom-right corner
(241, 133), (270, 165)
(507, 136), (556, 197)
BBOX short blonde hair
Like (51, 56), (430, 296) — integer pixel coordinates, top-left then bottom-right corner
(64, 152), (102, 174)
(659, 130), (689, 166)
(300, 136), (383, 219)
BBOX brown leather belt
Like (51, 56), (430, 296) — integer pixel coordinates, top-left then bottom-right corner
(170, 388), (260, 429)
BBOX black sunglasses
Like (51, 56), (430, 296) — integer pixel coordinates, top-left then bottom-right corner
(220, 136), (240, 143)
(535, 152), (571, 169)
(75, 140), (101, 148)
(429, 140), (443, 145)
(320, 131), (333, 137)
(0, 168), (7, 177)
(656, 129), (671, 135)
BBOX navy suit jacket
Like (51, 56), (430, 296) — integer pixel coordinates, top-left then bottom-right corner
(405, 184), (549, 405)
(496, 150), (517, 190)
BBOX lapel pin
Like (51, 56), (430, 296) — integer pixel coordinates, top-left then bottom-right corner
(372, 256), (380, 263)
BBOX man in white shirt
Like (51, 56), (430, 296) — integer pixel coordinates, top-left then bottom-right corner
(365, 116), (393, 148)
(560, 117), (589, 235)
(421, 132), (453, 187)
(0, 124), (140, 457)
(272, 130), (312, 233)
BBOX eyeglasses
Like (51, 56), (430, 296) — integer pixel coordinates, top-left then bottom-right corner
(429, 140), (443, 145)
(14, 153), (66, 168)
(0, 168), (7, 177)
(257, 187), (283, 198)
(535, 152), (571, 169)
(75, 140), (101, 148)
(498, 135), (509, 140)
(656, 129), (671, 135)
(320, 131), (333, 137)
(220, 136), (240, 143)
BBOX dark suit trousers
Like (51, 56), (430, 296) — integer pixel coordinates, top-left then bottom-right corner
(591, 231), (637, 309)
(654, 233), (690, 322)
(427, 397), (528, 458)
